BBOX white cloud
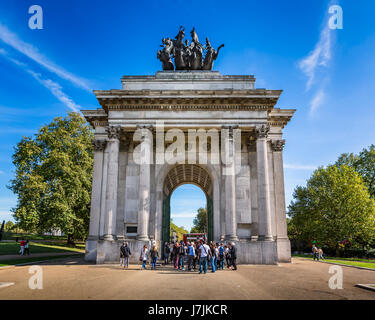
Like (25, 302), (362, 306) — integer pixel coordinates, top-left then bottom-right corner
(299, 26), (332, 91)
(0, 47), (81, 112)
(298, 1), (338, 116)
(27, 70), (81, 112)
(310, 89), (325, 115)
(0, 22), (91, 91)
(284, 163), (317, 170)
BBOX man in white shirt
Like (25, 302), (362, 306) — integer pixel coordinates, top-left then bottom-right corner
(198, 240), (211, 274)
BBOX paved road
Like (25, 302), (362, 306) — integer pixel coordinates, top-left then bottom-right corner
(0, 257), (374, 299)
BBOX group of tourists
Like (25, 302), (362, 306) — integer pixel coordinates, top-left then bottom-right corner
(137, 239), (238, 273)
(312, 244), (325, 261)
(18, 239), (30, 255)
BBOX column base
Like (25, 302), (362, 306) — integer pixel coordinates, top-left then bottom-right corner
(263, 235), (274, 241)
(225, 235), (239, 242)
(103, 234), (115, 241)
(137, 235), (150, 241)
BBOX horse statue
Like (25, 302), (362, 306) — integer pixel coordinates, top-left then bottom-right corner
(157, 38), (174, 70)
(202, 37), (224, 70)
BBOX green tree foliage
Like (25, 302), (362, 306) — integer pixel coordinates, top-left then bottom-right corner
(8, 112), (94, 243)
(4, 221), (15, 231)
(190, 207), (207, 233)
(288, 165), (375, 252)
(336, 145), (375, 198)
(170, 219), (188, 242)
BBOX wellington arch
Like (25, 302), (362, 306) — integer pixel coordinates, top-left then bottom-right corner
(82, 29), (295, 265)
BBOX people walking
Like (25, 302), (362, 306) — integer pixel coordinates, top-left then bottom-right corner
(312, 244), (319, 261)
(198, 240), (211, 274)
(318, 248), (325, 260)
(150, 245), (159, 270)
(229, 242), (237, 270)
(140, 244), (149, 270)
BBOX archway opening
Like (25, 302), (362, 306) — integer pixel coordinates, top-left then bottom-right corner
(170, 184), (207, 242)
(161, 164), (214, 249)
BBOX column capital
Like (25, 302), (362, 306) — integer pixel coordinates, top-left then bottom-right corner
(92, 139), (107, 152)
(271, 139), (286, 152)
(106, 125), (121, 140)
(255, 124), (270, 139)
(136, 124), (153, 130)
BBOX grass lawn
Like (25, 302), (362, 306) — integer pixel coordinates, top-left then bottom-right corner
(293, 255), (375, 269)
(292, 254), (375, 263)
(323, 259), (375, 270)
(0, 242), (85, 255)
(0, 254), (83, 267)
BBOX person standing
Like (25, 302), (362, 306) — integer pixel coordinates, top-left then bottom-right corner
(218, 243), (224, 270)
(187, 242), (195, 271)
(224, 244), (231, 268)
(24, 240), (30, 255)
(229, 242), (237, 271)
(19, 239), (25, 255)
(163, 242), (170, 265)
(178, 240), (186, 270)
(173, 242), (180, 269)
(198, 240), (211, 274)
(150, 245), (159, 270)
(169, 242), (174, 264)
(210, 243), (217, 273)
(140, 244), (149, 270)
(123, 242), (131, 268)
(193, 242), (199, 270)
(120, 242), (126, 266)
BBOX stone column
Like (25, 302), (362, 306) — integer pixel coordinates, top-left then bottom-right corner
(87, 139), (107, 241)
(256, 124), (273, 241)
(222, 125), (239, 241)
(103, 126), (121, 241)
(247, 137), (259, 241)
(137, 125), (153, 241)
(271, 140), (288, 239)
(116, 137), (130, 240)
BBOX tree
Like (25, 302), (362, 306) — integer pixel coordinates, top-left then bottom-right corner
(170, 219), (188, 242)
(4, 221), (15, 231)
(190, 207), (207, 233)
(288, 165), (375, 255)
(336, 145), (375, 198)
(8, 112), (94, 244)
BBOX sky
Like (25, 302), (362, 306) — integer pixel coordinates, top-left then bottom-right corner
(0, 0), (374, 230)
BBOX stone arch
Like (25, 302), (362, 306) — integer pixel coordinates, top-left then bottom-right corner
(154, 162), (221, 244)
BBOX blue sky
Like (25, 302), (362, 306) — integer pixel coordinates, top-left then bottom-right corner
(0, 1), (374, 230)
